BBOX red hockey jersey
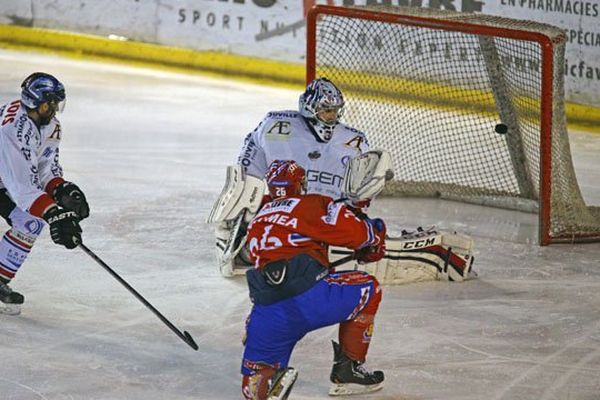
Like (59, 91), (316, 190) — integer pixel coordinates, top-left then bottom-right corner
(246, 194), (382, 269)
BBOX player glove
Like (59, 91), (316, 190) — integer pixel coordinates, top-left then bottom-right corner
(53, 181), (90, 219)
(354, 243), (386, 264)
(354, 217), (387, 264)
(43, 206), (82, 249)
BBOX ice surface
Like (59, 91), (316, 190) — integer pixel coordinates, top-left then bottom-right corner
(1, 49), (599, 400)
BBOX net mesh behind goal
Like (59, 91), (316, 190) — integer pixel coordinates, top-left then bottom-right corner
(306, 5), (600, 245)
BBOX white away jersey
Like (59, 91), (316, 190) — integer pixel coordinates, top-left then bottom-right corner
(0, 100), (63, 211)
(238, 111), (369, 200)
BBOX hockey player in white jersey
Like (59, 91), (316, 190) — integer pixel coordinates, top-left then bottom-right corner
(212, 78), (370, 277)
(0, 72), (89, 315)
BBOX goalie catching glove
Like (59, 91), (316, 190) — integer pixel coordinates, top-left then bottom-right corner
(343, 150), (394, 204)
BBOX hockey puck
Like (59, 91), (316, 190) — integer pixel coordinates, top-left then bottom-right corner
(495, 123), (508, 134)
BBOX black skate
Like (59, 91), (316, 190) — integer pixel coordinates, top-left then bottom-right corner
(329, 341), (384, 396)
(267, 367), (298, 400)
(0, 280), (24, 316)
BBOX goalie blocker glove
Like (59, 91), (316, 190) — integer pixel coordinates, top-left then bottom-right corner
(53, 181), (90, 219)
(43, 206), (82, 249)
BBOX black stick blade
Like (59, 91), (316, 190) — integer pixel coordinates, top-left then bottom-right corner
(184, 331), (199, 351)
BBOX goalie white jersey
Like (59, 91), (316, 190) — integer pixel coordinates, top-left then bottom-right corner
(238, 110), (369, 200)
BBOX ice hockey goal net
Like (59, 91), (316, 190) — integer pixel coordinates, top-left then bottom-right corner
(306, 5), (600, 245)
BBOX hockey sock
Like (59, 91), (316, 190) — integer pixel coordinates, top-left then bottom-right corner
(0, 228), (36, 282)
(242, 364), (278, 400)
(338, 281), (382, 362)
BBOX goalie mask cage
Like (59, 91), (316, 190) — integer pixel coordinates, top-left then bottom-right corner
(306, 5), (600, 246)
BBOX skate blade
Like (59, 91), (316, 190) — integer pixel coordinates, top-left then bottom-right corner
(328, 381), (383, 396)
(268, 368), (298, 400)
(0, 303), (22, 316)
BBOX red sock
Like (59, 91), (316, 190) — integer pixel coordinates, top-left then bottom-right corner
(242, 365), (277, 400)
(339, 279), (382, 362)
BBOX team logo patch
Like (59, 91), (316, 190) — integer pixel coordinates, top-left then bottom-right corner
(24, 219), (44, 235)
(345, 135), (366, 150)
(266, 121), (291, 135)
(308, 150), (321, 160)
(321, 202), (343, 225)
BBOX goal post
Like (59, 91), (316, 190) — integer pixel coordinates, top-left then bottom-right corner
(306, 5), (600, 245)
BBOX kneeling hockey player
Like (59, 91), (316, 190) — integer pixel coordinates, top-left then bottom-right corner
(241, 160), (386, 399)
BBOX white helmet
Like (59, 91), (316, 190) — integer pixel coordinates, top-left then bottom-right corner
(299, 78), (345, 142)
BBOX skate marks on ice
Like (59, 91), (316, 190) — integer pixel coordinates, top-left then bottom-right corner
(491, 316), (600, 400)
(0, 377), (49, 400)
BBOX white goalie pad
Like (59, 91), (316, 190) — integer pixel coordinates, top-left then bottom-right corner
(206, 165), (265, 224)
(215, 215), (253, 277)
(208, 166), (265, 277)
(343, 150), (394, 202)
(329, 227), (475, 285)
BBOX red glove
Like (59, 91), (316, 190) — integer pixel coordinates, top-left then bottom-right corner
(354, 243), (386, 264)
(354, 217), (386, 264)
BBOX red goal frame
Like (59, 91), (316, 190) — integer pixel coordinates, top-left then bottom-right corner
(306, 5), (568, 245)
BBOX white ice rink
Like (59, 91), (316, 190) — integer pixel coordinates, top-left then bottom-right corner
(1, 49), (600, 400)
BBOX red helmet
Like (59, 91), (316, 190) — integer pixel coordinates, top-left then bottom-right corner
(265, 160), (306, 199)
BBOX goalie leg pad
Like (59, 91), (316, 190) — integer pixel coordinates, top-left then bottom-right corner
(215, 220), (253, 278)
(209, 166), (264, 278)
(207, 165), (265, 224)
(329, 228), (475, 285)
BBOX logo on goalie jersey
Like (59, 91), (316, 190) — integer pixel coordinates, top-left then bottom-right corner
(308, 150), (321, 160)
(345, 135), (367, 150)
(266, 121), (291, 136)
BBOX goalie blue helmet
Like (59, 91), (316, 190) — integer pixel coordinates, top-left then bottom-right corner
(299, 77), (345, 142)
(21, 72), (66, 111)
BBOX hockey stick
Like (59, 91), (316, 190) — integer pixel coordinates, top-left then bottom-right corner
(78, 243), (199, 351)
(330, 254), (354, 268)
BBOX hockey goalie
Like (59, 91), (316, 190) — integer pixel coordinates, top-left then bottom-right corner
(207, 148), (476, 285)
